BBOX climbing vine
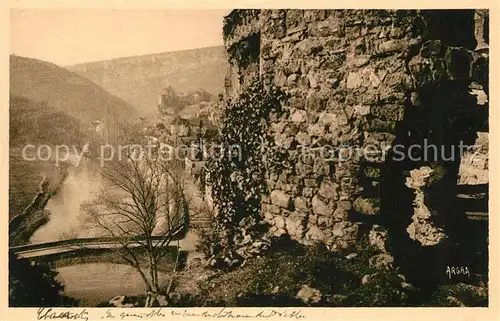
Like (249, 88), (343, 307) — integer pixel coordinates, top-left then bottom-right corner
(205, 82), (287, 268)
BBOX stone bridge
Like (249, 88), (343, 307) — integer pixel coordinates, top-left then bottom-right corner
(10, 225), (187, 259)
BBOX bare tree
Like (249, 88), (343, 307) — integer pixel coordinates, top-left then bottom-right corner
(81, 153), (188, 307)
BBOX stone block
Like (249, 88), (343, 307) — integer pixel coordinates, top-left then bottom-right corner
(285, 9), (304, 29)
(305, 225), (326, 242)
(312, 195), (334, 216)
(270, 190), (292, 209)
(308, 214), (318, 224)
(296, 132), (311, 145)
(274, 70), (288, 87)
(317, 112), (338, 126)
(294, 196), (309, 211)
(346, 54), (370, 68)
(364, 131), (396, 146)
(269, 204), (281, 214)
(309, 19), (343, 37)
(296, 161), (313, 175)
(369, 224), (390, 253)
(354, 104), (371, 116)
(332, 221), (359, 239)
(291, 109), (307, 123)
(318, 180), (339, 200)
(333, 200), (351, 220)
(379, 39), (407, 53)
(308, 123), (325, 137)
(333, 207), (349, 220)
(286, 212), (308, 240)
(308, 72), (319, 88)
(287, 74), (299, 85)
(346, 72), (363, 88)
(368, 119), (397, 132)
(303, 187), (315, 197)
(289, 96), (306, 109)
(296, 38), (323, 55)
(283, 123), (300, 136)
(270, 121), (286, 133)
(313, 159), (330, 176)
(275, 215), (286, 229)
(306, 91), (328, 111)
(304, 179), (317, 187)
(317, 216), (333, 228)
(264, 211), (274, 222)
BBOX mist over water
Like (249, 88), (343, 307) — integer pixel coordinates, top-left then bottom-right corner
(30, 155), (103, 243)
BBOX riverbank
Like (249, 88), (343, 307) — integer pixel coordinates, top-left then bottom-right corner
(9, 163), (68, 246)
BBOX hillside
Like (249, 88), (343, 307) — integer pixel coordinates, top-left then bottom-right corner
(10, 55), (137, 125)
(8, 94), (86, 219)
(66, 46), (227, 116)
(9, 55), (137, 220)
(9, 95), (86, 147)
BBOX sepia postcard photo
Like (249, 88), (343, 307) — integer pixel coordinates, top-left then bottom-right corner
(1, 1), (498, 320)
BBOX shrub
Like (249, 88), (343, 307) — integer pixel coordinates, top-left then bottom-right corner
(205, 82), (287, 265)
(9, 253), (78, 307)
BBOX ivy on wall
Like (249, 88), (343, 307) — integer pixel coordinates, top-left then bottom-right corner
(222, 9), (260, 41)
(226, 33), (261, 70)
(205, 82), (287, 268)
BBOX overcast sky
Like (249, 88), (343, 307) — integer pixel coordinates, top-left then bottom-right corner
(10, 9), (230, 66)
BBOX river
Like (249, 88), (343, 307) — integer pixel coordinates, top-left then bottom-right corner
(28, 153), (203, 306)
(30, 156), (103, 243)
(56, 263), (170, 306)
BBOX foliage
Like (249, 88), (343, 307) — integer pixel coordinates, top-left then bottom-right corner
(226, 33), (261, 69)
(9, 95), (86, 147)
(195, 228), (222, 259)
(222, 10), (260, 41)
(9, 253), (78, 307)
(205, 82), (287, 266)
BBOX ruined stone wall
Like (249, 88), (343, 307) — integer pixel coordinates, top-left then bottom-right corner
(223, 10), (261, 99)
(223, 9), (486, 251)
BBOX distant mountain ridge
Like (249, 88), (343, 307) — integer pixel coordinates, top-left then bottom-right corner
(10, 55), (137, 125)
(66, 46), (227, 116)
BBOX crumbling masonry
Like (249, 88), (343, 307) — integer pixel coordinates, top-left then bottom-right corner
(222, 10), (489, 254)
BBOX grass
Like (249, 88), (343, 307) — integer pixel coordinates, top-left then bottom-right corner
(84, 235), (488, 308)
(422, 282), (488, 307)
(167, 236), (410, 307)
(166, 235), (488, 307)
